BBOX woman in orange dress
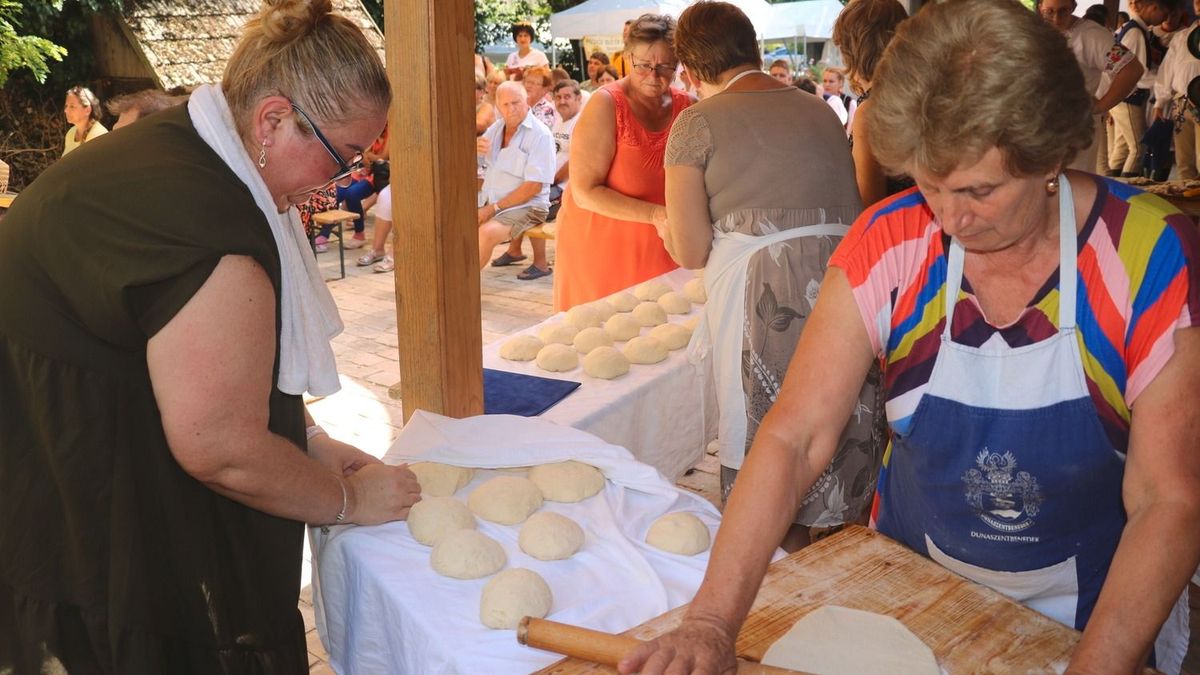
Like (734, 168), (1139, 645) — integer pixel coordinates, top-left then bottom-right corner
(552, 13), (692, 311)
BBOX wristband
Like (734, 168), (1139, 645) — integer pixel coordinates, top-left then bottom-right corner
(335, 476), (348, 523)
(305, 424), (327, 441)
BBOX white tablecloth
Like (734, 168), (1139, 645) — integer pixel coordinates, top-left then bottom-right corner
(482, 268), (716, 482)
(311, 412), (726, 674)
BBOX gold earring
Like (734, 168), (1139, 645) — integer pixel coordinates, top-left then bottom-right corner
(258, 139), (267, 168)
(1046, 175), (1059, 195)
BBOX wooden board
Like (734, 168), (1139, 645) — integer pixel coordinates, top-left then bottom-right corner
(539, 526), (1157, 674)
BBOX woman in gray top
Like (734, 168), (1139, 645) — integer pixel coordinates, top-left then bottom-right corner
(662, 0), (883, 551)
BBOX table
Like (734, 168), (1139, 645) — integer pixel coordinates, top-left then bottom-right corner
(0, 193), (17, 209)
(540, 526), (1158, 674)
(482, 268), (716, 482)
(311, 412), (726, 675)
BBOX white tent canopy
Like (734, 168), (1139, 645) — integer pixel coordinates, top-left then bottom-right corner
(760, 0), (845, 41)
(549, 0), (774, 41)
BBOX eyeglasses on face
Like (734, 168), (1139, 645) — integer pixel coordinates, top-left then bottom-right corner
(289, 102), (364, 188)
(630, 60), (678, 78)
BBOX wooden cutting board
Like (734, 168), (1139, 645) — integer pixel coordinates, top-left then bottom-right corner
(538, 525), (1158, 674)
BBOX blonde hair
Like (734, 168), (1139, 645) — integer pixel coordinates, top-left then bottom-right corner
(223, 0), (390, 135)
(831, 0), (908, 90)
(867, 0), (1092, 177)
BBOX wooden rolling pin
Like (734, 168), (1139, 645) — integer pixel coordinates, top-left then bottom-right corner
(518, 617), (801, 674)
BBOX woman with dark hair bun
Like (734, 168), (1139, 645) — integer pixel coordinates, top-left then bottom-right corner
(61, 85), (106, 156)
(663, 0), (881, 554)
(0, 0), (419, 671)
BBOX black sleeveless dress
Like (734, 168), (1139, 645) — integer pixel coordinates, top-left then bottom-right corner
(0, 105), (309, 673)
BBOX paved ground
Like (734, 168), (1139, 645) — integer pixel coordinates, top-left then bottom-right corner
(298, 215), (721, 672)
(296, 215), (1196, 674)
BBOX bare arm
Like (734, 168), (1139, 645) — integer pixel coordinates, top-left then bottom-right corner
(851, 99), (887, 208)
(554, 160), (569, 186)
(147, 255), (420, 525)
(1069, 327), (1200, 673)
(568, 89), (666, 226)
(478, 180), (545, 224)
(620, 269), (877, 674)
(664, 164), (713, 269)
(1098, 59), (1144, 114)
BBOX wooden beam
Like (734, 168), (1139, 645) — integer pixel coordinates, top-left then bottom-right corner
(1105, 0), (1119, 29)
(386, 0), (483, 420)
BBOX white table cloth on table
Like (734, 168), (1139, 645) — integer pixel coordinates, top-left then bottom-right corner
(310, 411), (732, 675)
(482, 267), (716, 482)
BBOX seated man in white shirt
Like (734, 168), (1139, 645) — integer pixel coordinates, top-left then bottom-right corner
(477, 81), (556, 280)
(548, 80), (583, 221)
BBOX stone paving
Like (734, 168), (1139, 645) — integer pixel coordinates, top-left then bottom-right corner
(298, 214), (721, 671)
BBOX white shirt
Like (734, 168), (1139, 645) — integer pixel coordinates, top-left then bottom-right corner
(506, 49), (549, 71)
(824, 94), (848, 126)
(1120, 15), (1159, 90)
(1066, 16), (1136, 101)
(479, 111), (556, 211)
(552, 112), (580, 189)
(1154, 22), (1200, 110)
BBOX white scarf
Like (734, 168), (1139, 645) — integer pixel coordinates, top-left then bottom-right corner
(187, 84), (344, 397)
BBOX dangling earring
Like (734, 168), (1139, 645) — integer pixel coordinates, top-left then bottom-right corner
(1046, 175), (1059, 195)
(258, 139), (268, 169)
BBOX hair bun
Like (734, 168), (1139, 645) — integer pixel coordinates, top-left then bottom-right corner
(259, 0), (333, 45)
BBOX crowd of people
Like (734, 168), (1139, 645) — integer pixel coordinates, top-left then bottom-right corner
(4, 0), (1199, 673)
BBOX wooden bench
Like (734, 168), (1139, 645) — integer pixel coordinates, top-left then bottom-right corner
(311, 209), (359, 280)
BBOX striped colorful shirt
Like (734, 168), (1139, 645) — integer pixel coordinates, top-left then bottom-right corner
(828, 176), (1200, 453)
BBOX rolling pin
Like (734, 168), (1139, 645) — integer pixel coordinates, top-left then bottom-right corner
(517, 617), (802, 674)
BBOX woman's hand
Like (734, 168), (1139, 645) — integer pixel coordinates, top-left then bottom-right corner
(309, 434), (382, 477)
(617, 614), (738, 675)
(650, 205), (670, 240)
(344, 463), (422, 525)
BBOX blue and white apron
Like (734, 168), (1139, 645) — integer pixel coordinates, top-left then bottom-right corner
(874, 176), (1188, 671)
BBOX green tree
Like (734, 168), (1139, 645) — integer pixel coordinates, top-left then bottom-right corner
(0, 0), (67, 87)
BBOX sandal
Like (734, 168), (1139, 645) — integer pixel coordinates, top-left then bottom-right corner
(357, 250), (385, 266)
(516, 264), (552, 281)
(490, 252), (527, 267)
(344, 236), (367, 250)
(373, 256), (394, 273)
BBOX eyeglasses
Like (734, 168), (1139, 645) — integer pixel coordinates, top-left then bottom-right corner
(630, 60), (678, 79)
(290, 103), (364, 188)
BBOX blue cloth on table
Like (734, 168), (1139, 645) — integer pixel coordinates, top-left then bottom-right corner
(483, 368), (580, 416)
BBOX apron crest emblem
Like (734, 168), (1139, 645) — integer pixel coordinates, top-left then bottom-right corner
(962, 448), (1043, 533)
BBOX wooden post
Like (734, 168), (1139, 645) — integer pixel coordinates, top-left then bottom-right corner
(385, 0), (483, 420)
(1105, 0), (1119, 29)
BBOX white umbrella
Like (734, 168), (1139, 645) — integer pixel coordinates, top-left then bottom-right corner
(760, 0), (845, 41)
(550, 0), (776, 40)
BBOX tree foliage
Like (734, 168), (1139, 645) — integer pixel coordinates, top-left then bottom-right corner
(0, 0), (67, 87)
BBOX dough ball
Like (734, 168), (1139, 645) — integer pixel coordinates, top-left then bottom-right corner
(657, 291), (691, 315)
(500, 335), (544, 361)
(408, 462), (475, 497)
(519, 511), (585, 560)
(407, 496), (475, 546)
(633, 280), (672, 301)
(468, 475), (544, 524)
(589, 300), (617, 321)
(573, 326), (613, 354)
(649, 323), (692, 350)
(536, 343), (579, 372)
(683, 277), (707, 304)
(583, 346), (630, 379)
(430, 529), (506, 579)
(528, 461), (605, 502)
(565, 304), (603, 330)
(646, 512), (711, 555)
(682, 315), (701, 330)
(607, 291), (640, 312)
(537, 322), (578, 346)
(632, 301), (668, 327)
(479, 568), (553, 629)
(603, 314), (641, 341)
(623, 335), (668, 365)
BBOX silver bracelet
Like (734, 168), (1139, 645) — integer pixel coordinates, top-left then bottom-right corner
(305, 424), (327, 440)
(335, 476), (348, 523)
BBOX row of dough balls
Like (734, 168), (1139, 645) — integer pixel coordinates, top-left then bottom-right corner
(502, 319), (699, 379)
(409, 461), (605, 501)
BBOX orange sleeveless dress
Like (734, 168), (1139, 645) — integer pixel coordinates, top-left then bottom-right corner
(552, 83), (691, 311)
